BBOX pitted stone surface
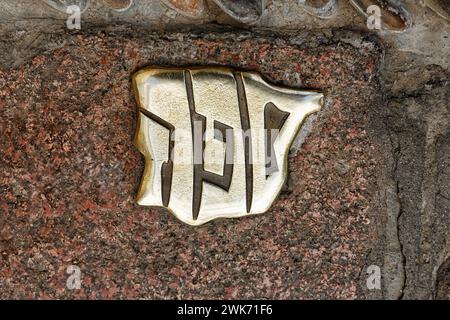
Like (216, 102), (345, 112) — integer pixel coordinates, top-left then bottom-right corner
(0, 30), (385, 299)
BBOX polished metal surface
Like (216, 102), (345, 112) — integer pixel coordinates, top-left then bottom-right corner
(133, 67), (323, 225)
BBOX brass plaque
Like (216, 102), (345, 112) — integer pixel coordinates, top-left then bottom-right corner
(133, 67), (323, 225)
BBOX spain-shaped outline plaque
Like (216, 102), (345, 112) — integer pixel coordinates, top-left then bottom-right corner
(133, 67), (323, 225)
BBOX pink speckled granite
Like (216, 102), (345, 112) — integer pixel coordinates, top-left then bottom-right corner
(0, 30), (383, 299)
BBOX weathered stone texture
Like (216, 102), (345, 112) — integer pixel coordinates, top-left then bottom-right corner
(0, 30), (384, 299)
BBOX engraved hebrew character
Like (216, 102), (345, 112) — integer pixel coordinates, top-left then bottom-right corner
(184, 70), (235, 221)
(139, 107), (175, 207)
(264, 102), (290, 177)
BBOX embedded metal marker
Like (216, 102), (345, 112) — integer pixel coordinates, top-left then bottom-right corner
(133, 67), (323, 226)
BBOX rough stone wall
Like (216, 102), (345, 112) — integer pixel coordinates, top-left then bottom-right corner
(0, 0), (448, 299)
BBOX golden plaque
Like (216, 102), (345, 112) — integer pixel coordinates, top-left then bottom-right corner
(133, 67), (323, 225)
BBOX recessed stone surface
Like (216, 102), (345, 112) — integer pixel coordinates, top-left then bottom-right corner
(0, 29), (384, 299)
